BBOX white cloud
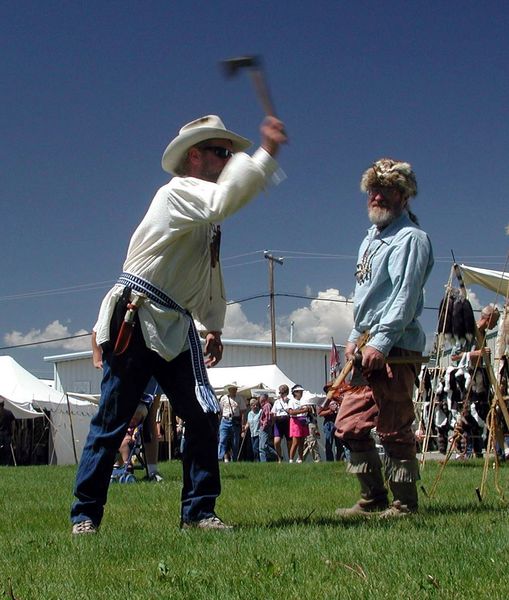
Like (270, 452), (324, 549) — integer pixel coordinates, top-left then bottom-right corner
(4, 320), (91, 351)
(222, 303), (271, 341)
(223, 288), (353, 345)
(284, 288), (353, 344)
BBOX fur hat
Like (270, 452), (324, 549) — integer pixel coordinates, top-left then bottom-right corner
(161, 115), (251, 174)
(360, 158), (418, 198)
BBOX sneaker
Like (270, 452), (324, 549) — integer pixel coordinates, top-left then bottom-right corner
(296, 458), (303, 464)
(181, 515), (233, 530)
(335, 498), (388, 519)
(378, 500), (415, 519)
(145, 472), (163, 482)
(72, 520), (98, 535)
(289, 459), (294, 463)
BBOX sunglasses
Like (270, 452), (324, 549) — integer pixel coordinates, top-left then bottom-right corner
(366, 186), (399, 199)
(200, 146), (233, 160)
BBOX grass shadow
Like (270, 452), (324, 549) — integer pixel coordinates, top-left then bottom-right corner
(432, 459), (506, 469)
(238, 499), (508, 531)
(422, 501), (508, 515)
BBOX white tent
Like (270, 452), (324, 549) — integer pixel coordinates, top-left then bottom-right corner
(0, 356), (96, 465)
(460, 264), (509, 297)
(460, 263), (509, 359)
(207, 363), (323, 404)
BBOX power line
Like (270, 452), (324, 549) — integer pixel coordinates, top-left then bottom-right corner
(0, 332), (91, 350)
(0, 281), (114, 302)
(1, 251), (508, 302)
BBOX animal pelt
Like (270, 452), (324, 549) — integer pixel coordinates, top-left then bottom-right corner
(470, 368), (490, 420)
(360, 158), (417, 198)
(433, 380), (450, 429)
(438, 291), (456, 344)
(418, 366), (432, 402)
(452, 297), (476, 346)
(444, 366), (470, 411)
(499, 355), (509, 396)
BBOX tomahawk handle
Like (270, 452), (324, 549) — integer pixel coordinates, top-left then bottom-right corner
(250, 70), (277, 117)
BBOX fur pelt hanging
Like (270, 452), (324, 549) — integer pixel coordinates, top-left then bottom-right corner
(437, 288), (476, 346)
(499, 355), (509, 396)
(452, 297), (467, 345)
(438, 290), (456, 344)
(418, 366), (432, 400)
(452, 296), (476, 346)
(433, 380), (449, 429)
(444, 366), (469, 411)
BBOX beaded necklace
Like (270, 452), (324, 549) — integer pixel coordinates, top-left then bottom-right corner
(355, 238), (386, 285)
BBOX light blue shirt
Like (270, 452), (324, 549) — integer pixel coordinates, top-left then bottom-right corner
(348, 212), (434, 356)
(247, 409), (261, 436)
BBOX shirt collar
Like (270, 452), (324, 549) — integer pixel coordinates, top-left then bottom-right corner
(367, 211), (414, 243)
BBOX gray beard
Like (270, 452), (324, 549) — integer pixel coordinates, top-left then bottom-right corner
(368, 206), (403, 229)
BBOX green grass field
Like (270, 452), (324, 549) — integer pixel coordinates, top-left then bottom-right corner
(1, 459), (508, 600)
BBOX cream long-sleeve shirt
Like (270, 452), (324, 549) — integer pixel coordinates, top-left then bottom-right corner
(94, 148), (278, 361)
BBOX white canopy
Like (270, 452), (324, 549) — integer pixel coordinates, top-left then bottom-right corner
(0, 356), (96, 464)
(460, 264), (509, 297)
(207, 363), (323, 404)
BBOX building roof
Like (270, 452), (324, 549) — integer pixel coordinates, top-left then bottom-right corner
(44, 337), (337, 363)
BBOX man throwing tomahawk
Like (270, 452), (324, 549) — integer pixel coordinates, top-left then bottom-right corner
(335, 158), (433, 518)
(71, 114), (286, 533)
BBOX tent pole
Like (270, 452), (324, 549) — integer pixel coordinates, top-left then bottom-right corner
(168, 401), (172, 460)
(10, 443), (17, 467)
(65, 394), (78, 464)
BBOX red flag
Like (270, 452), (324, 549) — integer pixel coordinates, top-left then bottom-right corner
(329, 337), (341, 379)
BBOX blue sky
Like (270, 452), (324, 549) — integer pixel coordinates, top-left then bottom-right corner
(2, 1), (508, 377)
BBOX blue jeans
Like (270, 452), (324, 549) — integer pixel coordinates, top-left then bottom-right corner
(250, 435), (260, 462)
(259, 427), (278, 462)
(323, 420), (349, 461)
(218, 418), (241, 461)
(71, 323), (220, 527)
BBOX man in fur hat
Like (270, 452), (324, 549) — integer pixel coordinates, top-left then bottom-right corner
(335, 158), (434, 518)
(71, 115), (286, 534)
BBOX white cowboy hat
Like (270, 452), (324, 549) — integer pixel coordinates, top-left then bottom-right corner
(161, 115), (251, 174)
(224, 382), (239, 390)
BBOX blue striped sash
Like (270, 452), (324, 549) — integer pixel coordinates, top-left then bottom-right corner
(117, 272), (219, 414)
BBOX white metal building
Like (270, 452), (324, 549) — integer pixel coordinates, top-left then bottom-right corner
(45, 338), (344, 396)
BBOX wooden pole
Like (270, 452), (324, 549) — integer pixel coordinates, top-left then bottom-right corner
(264, 251), (284, 364)
(269, 258), (276, 363)
(65, 394), (78, 464)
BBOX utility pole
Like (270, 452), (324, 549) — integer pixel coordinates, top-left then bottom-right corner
(264, 251), (284, 364)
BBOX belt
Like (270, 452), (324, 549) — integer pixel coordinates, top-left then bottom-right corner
(117, 272), (219, 414)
